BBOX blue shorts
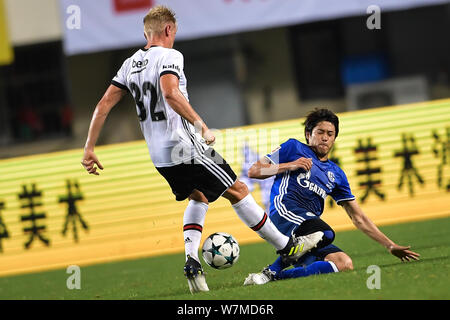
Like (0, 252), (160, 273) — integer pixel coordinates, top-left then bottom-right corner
(294, 244), (343, 267)
(269, 207), (343, 265)
(269, 207), (321, 237)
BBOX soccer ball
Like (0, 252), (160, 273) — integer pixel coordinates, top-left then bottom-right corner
(202, 232), (240, 269)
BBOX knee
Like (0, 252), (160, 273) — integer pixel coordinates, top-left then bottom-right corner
(188, 190), (209, 204)
(233, 180), (249, 195)
(322, 230), (335, 246)
(224, 180), (249, 203)
(337, 257), (354, 271)
(326, 253), (354, 271)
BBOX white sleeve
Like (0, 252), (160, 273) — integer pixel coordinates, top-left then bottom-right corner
(111, 58), (130, 91)
(159, 49), (184, 79)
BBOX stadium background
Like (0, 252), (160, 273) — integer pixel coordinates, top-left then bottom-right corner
(0, 0), (449, 281)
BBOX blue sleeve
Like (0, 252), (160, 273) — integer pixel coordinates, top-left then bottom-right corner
(265, 139), (298, 164)
(330, 168), (355, 205)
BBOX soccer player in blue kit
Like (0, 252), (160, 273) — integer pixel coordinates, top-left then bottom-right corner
(244, 109), (420, 285)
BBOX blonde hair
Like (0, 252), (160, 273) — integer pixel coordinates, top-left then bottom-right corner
(143, 5), (177, 36)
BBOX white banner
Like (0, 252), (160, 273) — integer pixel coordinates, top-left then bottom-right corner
(60, 0), (449, 55)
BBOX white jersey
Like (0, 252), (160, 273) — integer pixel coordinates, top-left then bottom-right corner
(112, 46), (207, 167)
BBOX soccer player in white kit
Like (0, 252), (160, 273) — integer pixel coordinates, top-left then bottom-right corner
(81, 6), (316, 293)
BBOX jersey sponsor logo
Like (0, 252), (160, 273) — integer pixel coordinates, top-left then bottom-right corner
(296, 170), (327, 199)
(162, 64), (181, 73)
(132, 59), (148, 68)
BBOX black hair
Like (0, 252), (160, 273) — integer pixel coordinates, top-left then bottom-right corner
(303, 108), (339, 143)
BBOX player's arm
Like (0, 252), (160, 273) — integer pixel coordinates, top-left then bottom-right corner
(160, 73), (214, 145)
(341, 200), (420, 262)
(81, 84), (127, 175)
(248, 156), (313, 179)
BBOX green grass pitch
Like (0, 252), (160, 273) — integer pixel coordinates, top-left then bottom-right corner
(0, 217), (448, 300)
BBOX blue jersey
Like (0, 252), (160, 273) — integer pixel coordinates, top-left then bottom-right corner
(266, 139), (355, 226)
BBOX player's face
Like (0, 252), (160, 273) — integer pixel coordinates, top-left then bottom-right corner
(307, 121), (336, 159)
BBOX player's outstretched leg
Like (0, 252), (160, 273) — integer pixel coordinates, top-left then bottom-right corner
(278, 218), (335, 265)
(224, 181), (302, 258)
(277, 231), (324, 265)
(244, 265), (277, 286)
(278, 260), (339, 279)
(184, 255), (209, 294)
(243, 260), (339, 286)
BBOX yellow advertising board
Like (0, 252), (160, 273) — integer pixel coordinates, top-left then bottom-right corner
(0, 99), (449, 276)
(0, 0), (13, 65)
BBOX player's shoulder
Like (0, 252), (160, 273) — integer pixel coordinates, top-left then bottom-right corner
(168, 47), (183, 56)
(121, 48), (146, 67)
(282, 138), (303, 147)
(287, 138), (313, 154)
(167, 48), (184, 62)
(279, 138), (307, 154)
(152, 46), (184, 59)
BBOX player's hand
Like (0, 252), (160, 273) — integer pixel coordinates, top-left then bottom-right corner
(388, 244), (420, 262)
(81, 149), (104, 175)
(202, 129), (216, 146)
(288, 157), (313, 171)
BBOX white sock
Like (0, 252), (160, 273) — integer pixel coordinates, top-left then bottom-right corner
(232, 194), (289, 251)
(183, 200), (208, 262)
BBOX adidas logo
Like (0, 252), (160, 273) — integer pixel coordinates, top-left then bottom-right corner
(289, 243), (304, 255)
(184, 237), (192, 244)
